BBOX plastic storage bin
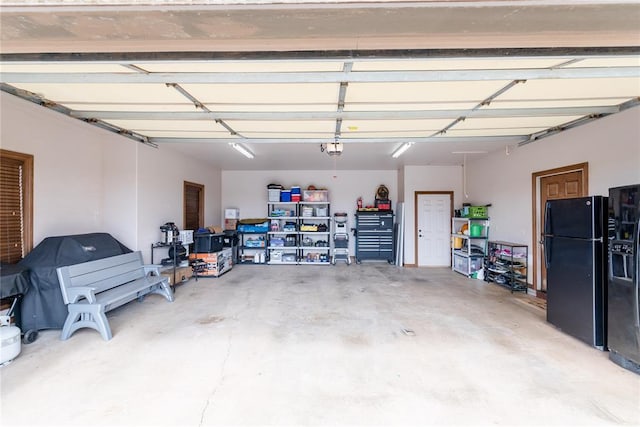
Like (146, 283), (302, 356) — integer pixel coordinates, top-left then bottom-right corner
(453, 253), (483, 274)
(280, 190), (291, 202)
(303, 190), (328, 202)
(469, 223), (485, 237)
(463, 206), (488, 218)
(194, 232), (224, 253)
(268, 189), (280, 202)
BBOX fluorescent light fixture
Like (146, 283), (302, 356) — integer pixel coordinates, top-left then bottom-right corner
(391, 141), (415, 158)
(229, 143), (254, 159)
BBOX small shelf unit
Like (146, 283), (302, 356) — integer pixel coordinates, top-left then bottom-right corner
(237, 231), (267, 264)
(484, 241), (528, 293)
(451, 217), (490, 277)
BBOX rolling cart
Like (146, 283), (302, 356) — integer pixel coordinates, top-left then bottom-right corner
(331, 212), (351, 265)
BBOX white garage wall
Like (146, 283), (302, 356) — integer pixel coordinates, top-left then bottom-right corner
(0, 92), (129, 246)
(0, 92), (222, 262)
(221, 170), (398, 254)
(402, 165), (464, 265)
(101, 130), (138, 250)
(465, 106), (640, 284)
(137, 145), (221, 262)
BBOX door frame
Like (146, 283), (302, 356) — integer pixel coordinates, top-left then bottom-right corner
(414, 191), (454, 267)
(531, 162), (588, 296)
(183, 181), (204, 230)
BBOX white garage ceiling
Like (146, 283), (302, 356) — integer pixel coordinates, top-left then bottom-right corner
(1, 1), (639, 170)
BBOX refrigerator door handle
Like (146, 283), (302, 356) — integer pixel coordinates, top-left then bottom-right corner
(543, 236), (551, 269)
(635, 218), (640, 327)
(544, 203), (552, 235)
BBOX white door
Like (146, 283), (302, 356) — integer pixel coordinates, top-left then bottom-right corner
(417, 193), (451, 266)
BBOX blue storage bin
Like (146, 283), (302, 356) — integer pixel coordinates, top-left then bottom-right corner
(280, 190), (291, 202)
(237, 221), (269, 233)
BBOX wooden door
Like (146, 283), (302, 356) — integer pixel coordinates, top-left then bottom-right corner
(415, 191), (453, 266)
(184, 181), (204, 231)
(534, 165), (588, 294)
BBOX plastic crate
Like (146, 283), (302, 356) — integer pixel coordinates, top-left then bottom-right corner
(464, 206), (488, 218)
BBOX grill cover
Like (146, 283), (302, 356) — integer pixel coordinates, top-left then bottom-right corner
(18, 233), (131, 333)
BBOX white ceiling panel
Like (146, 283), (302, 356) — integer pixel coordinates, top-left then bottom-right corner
(135, 61), (345, 73)
(240, 132), (335, 139)
(343, 102), (478, 112)
(64, 103), (197, 112)
(440, 128), (545, 137)
(103, 119), (227, 132)
(0, 63), (134, 73)
(565, 57), (640, 68)
(351, 58), (568, 71)
(204, 103), (337, 112)
(454, 116), (584, 130)
(227, 120), (335, 133)
(8, 83), (188, 104)
(340, 131), (441, 138)
(484, 98), (631, 109)
(139, 131), (232, 138)
(181, 82), (339, 104)
(346, 81), (513, 103)
(498, 78), (640, 100)
(341, 119), (452, 132)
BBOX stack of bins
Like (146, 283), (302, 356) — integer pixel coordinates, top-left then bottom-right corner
(189, 232), (233, 277)
(291, 186), (301, 202)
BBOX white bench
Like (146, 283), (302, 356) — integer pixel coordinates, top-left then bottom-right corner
(56, 251), (174, 341)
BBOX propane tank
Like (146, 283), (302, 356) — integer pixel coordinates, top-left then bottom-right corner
(0, 316), (21, 366)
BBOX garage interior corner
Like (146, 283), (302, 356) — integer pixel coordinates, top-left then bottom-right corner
(2, 265), (639, 426)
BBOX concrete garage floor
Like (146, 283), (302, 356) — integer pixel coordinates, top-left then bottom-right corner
(2, 265), (639, 426)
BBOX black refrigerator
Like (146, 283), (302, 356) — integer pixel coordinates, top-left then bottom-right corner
(608, 184), (640, 374)
(543, 196), (607, 350)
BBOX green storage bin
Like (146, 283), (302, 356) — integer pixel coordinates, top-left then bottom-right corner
(469, 223), (484, 237)
(463, 206), (488, 218)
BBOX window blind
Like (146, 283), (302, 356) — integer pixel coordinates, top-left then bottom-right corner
(0, 157), (25, 263)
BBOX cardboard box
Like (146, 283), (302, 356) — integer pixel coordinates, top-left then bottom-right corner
(225, 208), (240, 219)
(190, 248), (233, 277)
(161, 266), (193, 286)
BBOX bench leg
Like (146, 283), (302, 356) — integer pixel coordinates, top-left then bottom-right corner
(149, 280), (174, 303)
(61, 304), (112, 341)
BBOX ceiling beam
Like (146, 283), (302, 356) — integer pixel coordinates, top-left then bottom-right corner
(334, 62), (352, 139)
(3, 67), (639, 84)
(69, 105), (623, 121)
(1, 47), (638, 63)
(150, 135), (529, 144)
